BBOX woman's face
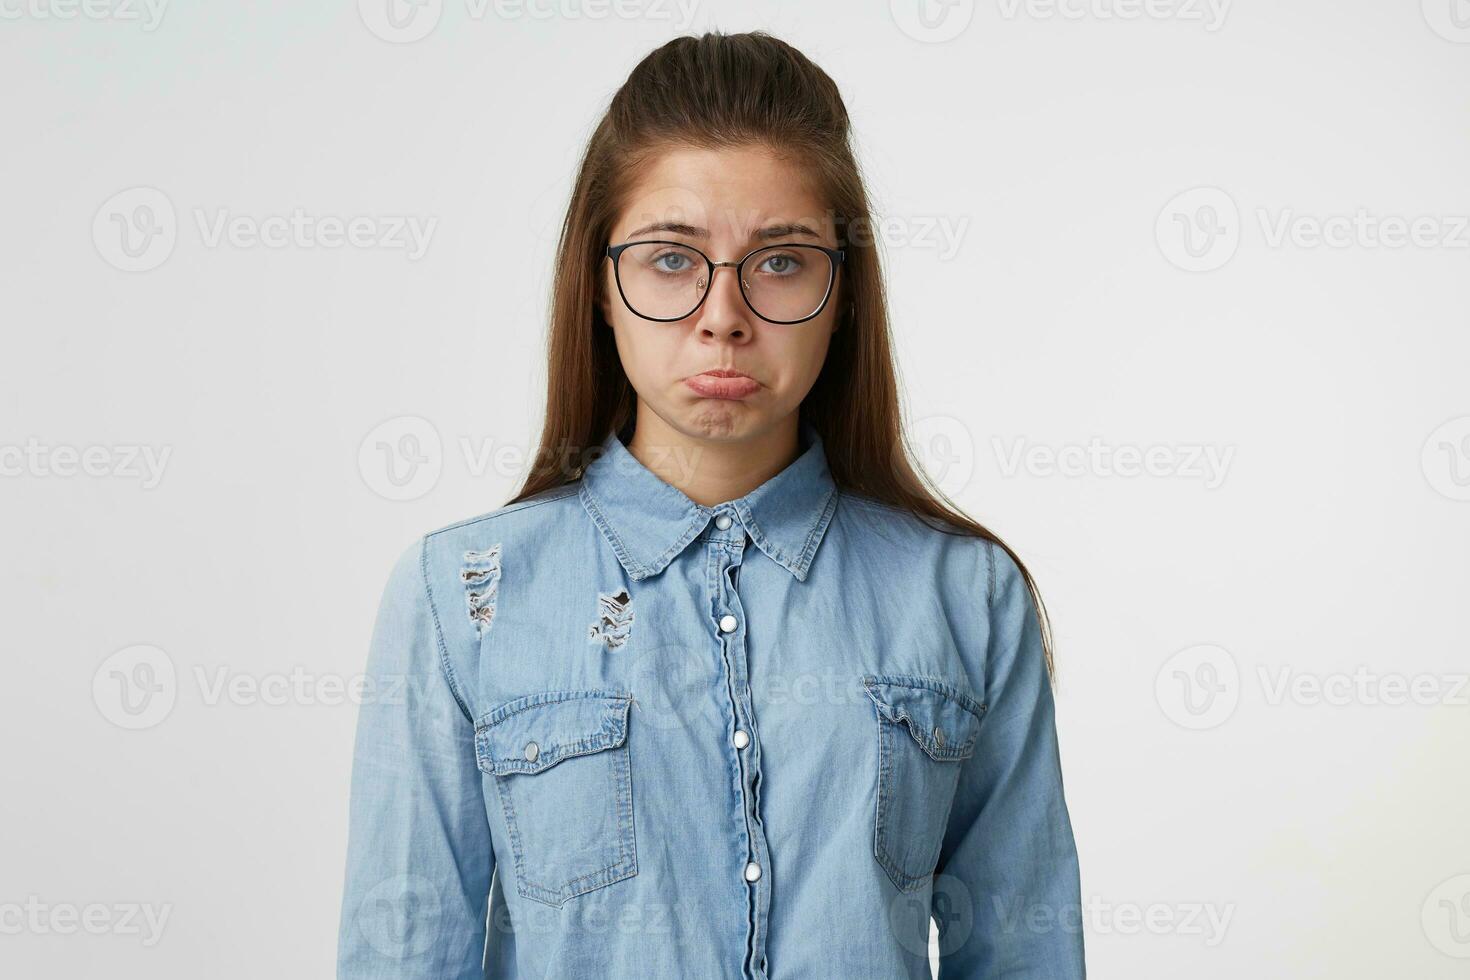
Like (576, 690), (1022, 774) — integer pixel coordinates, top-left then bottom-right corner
(600, 144), (842, 444)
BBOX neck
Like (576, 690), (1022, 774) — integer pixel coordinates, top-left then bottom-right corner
(624, 409), (801, 508)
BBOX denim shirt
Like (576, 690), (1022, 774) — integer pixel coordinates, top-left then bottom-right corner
(337, 420), (1085, 979)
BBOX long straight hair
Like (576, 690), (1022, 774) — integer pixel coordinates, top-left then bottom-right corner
(505, 31), (1055, 676)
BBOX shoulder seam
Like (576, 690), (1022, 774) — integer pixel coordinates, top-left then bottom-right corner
(418, 533), (474, 724)
(984, 538), (998, 609)
(425, 483), (581, 539)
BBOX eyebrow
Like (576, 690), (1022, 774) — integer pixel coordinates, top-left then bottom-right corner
(623, 220), (823, 242)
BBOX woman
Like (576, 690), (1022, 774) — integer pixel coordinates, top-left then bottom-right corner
(337, 31), (1084, 980)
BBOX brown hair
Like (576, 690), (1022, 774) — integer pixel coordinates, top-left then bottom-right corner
(505, 31), (1055, 676)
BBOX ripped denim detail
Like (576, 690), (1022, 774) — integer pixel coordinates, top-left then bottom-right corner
(588, 589), (634, 651)
(461, 545), (502, 636)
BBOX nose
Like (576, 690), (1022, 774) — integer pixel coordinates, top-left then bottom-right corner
(694, 262), (753, 340)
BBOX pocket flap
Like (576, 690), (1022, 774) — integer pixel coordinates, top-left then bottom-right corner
(862, 675), (985, 762)
(475, 691), (632, 776)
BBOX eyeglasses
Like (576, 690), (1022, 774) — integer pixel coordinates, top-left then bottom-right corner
(604, 240), (845, 325)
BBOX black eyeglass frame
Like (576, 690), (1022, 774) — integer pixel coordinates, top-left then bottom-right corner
(603, 239), (846, 325)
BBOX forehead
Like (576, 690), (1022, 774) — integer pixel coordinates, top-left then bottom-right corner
(614, 144), (835, 242)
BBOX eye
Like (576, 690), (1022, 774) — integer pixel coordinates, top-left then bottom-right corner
(651, 250), (696, 274)
(756, 251), (803, 276)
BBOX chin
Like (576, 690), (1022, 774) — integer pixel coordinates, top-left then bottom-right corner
(679, 409), (760, 442)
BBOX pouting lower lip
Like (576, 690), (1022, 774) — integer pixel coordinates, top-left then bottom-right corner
(685, 373), (761, 398)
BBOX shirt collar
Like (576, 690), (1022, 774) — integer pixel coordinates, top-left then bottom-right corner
(579, 419), (840, 582)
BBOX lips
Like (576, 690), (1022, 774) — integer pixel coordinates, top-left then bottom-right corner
(685, 370), (760, 400)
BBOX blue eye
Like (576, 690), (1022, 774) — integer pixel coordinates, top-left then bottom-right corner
(652, 251), (695, 273)
(758, 252), (802, 275)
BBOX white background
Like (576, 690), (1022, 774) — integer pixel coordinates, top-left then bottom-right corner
(2, 1), (1468, 977)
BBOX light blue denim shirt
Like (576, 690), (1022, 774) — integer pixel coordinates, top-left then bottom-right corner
(337, 419), (1084, 979)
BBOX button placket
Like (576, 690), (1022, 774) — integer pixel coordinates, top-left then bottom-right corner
(706, 529), (772, 975)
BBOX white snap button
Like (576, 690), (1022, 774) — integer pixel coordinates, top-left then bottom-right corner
(733, 729), (750, 749)
(719, 614), (738, 633)
(744, 861), (762, 882)
(715, 514), (732, 530)
(524, 741), (539, 762)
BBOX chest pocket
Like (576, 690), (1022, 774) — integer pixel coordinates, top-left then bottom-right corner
(862, 675), (986, 893)
(474, 690), (638, 907)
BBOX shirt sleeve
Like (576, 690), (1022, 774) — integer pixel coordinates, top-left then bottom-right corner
(935, 540), (1086, 978)
(336, 537), (495, 979)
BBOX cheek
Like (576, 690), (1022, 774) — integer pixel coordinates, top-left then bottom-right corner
(612, 321), (681, 385)
(778, 321), (836, 383)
